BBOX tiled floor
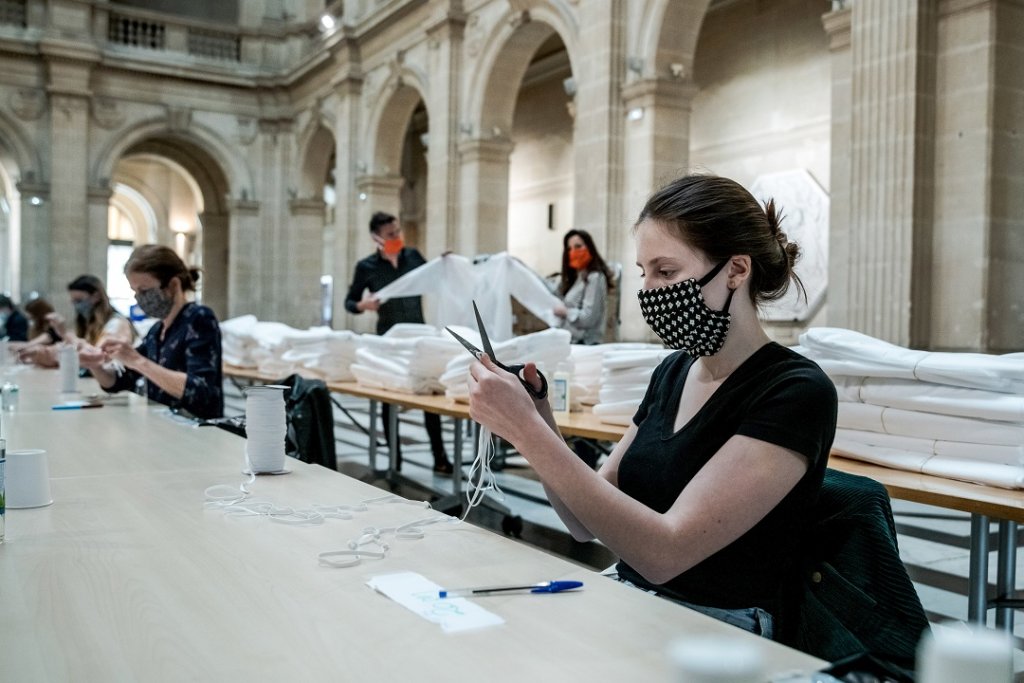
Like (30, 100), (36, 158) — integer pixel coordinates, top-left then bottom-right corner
(225, 381), (1024, 674)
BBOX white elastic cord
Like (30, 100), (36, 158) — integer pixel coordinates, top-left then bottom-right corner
(317, 508), (459, 569)
(462, 425), (504, 521)
(203, 453), (257, 507)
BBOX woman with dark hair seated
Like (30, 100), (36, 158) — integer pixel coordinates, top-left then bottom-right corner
(84, 245), (223, 419)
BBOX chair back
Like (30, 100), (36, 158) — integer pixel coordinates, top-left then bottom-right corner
(782, 469), (929, 678)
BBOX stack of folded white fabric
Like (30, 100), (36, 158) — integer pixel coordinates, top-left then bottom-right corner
(440, 328), (572, 402)
(220, 315), (259, 367)
(350, 324), (463, 395)
(592, 346), (673, 426)
(569, 345), (604, 407)
(285, 329), (360, 382)
(796, 327), (1024, 489)
(249, 324), (333, 378)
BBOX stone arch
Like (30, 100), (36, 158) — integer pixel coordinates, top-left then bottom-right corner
(633, 0), (711, 80)
(297, 123), (336, 199)
(92, 119), (244, 318)
(365, 71), (429, 176)
(0, 110), (42, 181)
(92, 118), (251, 206)
(466, 9), (579, 138)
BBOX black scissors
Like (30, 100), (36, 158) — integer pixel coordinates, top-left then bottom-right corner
(446, 301), (548, 400)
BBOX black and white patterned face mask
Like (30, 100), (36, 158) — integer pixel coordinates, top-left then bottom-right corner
(637, 260), (735, 356)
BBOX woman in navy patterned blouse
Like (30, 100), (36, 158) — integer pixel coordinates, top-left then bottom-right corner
(86, 244), (224, 418)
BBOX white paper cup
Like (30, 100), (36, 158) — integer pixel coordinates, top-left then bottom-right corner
(5, 448), (53, 508)
(667, 635), (763, 683)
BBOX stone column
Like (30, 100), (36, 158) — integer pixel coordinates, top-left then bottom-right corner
(199, 211), (229, 320)
(424, 8), (465, 257)
(572, 0), (626, 248)
(982, 0), (1024, 351)
(43, 42), (98, 298)
(837, 0), (937, 347)
(822, 7), (854, 338)
(258, 119), (295, 323)
(86, 184), (112, 279)
(329, 67), (363, 326)
(226, 199), (261, 319)
(16, 182), (51, 298)
(456, 137), (514, 257)
(286, 198), (328, 328)
(618, 76), (696, 341)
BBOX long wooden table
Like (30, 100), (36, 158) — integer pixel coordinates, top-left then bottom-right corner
(0, 366), (824, 681)
(223, 363), (1024, 629)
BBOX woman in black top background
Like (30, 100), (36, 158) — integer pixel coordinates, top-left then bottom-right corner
(466, 174), (837, 638)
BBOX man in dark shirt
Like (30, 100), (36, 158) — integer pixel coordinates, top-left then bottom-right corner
(344, 212), (453, 475)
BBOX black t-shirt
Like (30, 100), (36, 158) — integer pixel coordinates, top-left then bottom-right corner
(343, 248), (426, 335)
(616, 342), (837, 614)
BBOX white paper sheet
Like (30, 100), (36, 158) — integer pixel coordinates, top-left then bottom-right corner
(366, 572), (505, 633)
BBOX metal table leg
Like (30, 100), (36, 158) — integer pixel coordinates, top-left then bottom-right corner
(367, 399), (378, 471)
(387, 402), (399, 479)
(995, 520), (1017, 631)
(968, 514), (990, 624)
(452, 418), (463, 499)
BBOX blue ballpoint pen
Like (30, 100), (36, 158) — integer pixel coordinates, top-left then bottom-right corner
(438, 580), (583, 598)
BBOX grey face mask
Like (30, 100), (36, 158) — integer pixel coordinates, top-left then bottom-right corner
(135, 287), (173, 319)
(74, 299), (96, 319)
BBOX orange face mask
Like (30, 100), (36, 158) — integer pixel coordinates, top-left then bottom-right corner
(381, 237), (404, 256)
(568, 246), (592, 271)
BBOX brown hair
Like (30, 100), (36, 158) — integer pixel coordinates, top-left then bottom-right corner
(635, 174), (803, 305)
(559, 229), (614, 296)
(67, 274), (125, 344)
(124, 244), (201, 292)
(24, 297), (54, 339)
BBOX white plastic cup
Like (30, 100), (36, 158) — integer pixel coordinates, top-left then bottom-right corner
(667, 635), (764, 683)
(59, 344), (79, 393)
(918, 625), (1013, 683)
(5, 448), (53, 509)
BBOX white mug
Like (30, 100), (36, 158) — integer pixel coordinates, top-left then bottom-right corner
(5, 448), (53, 508)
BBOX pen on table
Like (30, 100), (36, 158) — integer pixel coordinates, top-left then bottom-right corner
(52, 403), (103, 410)
(438, 580), (583, 598)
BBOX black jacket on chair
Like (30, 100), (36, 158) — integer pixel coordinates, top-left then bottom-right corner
(279, 374), (337, 471)
(779, 468), (930, 679)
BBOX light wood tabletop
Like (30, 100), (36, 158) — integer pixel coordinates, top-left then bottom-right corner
(0, 367), (825, 681)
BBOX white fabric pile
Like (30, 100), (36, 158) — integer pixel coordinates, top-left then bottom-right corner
(350, 324), (463, 395)
(796, 327), (1024, 489)
(592, 346), (674, 426)
(219, 315), (359, 381)
(373, 252), (562, 342)
(440, 328), (572, 402)
(221, 314), (259, 367)
(569, 345), (605, 407)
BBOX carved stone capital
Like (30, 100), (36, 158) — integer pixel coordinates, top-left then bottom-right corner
(10, 88), (46, 121)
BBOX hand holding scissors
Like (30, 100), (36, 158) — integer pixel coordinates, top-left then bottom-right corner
(446, 301), (548, 400)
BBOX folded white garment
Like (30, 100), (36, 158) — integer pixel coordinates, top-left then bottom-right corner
(256, 358), (298, 378)
(800, 327), (1024, 394)
(598, 385), (648, 404)
(350, 363), (439, 395)
(832, 440), (1024, 490)
(592, 399), (641, 417)
(837, 402), (1024, 447)
(836, 428), (1024, 465)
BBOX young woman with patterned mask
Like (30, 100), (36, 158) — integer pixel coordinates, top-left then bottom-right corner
(466, 174), (837, 641)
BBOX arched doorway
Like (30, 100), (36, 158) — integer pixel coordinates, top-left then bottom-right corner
(105, 135), (232, 319)
(506, 31), (575, 280)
